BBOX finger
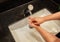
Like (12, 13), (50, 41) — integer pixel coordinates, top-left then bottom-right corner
(28, 17), (33, 23)
(28, 22), (33, 27)
(35, 24), (40, 26)
(29, 20), (39, 26)
(28, 18), (36, 24)
(28, 19), (39, 25)
(29, 22), (39, 28)
(28, 19), (32, 24)
(29, 20), (35, 26)
(28, 17), (35, 21)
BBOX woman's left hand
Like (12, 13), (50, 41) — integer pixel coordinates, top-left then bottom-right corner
(28, 17), (40, 28)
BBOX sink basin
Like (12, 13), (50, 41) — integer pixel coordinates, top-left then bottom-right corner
(8, 8), (60, 42)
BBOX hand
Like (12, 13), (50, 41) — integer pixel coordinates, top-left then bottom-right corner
(29, 17), (45, 25)
(28, 17), (60, 42)
(28, 17), (40, 28)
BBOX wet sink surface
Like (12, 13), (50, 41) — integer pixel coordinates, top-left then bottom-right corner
(9, 8), (60, 42)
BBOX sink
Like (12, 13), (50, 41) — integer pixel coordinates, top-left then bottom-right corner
(8, 8), (60, 42)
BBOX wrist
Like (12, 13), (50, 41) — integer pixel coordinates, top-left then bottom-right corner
(40, 17), (48, 23)
(42, 16), (51, 22)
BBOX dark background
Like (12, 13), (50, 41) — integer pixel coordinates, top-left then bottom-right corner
(0, 0), (32, 12)
(0, 0), (60, 13)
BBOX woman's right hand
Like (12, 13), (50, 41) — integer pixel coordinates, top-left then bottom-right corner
(29, 17), (46, 25)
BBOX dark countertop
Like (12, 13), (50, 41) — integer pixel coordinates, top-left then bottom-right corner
(0, 0), (32, 13)
(0, 0), (59, 42)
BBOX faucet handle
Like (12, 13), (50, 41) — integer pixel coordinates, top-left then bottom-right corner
(28, 4), (34, 11)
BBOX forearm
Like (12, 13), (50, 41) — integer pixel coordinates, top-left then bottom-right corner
(35, 26), (57, 42)
(43, 12), (60, 21)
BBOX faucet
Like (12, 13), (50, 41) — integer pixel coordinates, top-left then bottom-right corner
(24, 4), (34, 28)
(24, 4), (34, 17)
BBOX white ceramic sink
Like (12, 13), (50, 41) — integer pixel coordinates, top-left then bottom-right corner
(8, 8), (60, 42)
